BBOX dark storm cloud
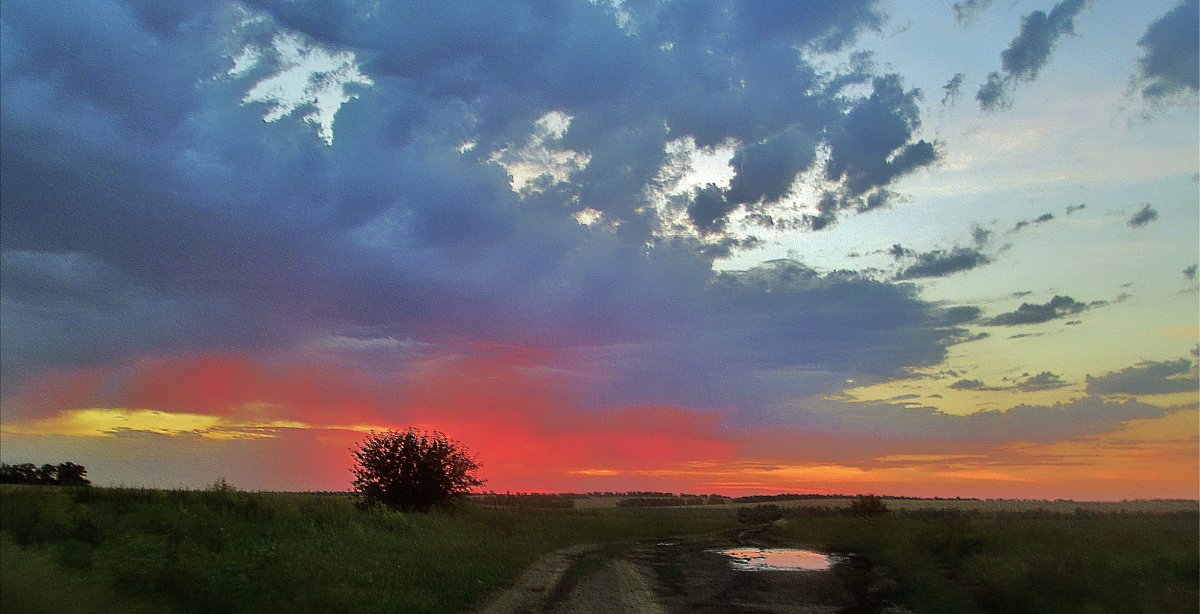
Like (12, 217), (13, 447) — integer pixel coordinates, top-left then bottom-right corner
(789, 395), (1165, 444)
(595, 260), (983, 411)
(705, 261), (981, 373)
(952, 0), (994, 26)
(804, 191), (842, 231)
(889, 244), (915, 260)
(825, 75), (939, 197)
(1127, 204), (1159, 227)
(948, 371), (1068, 392)
(1086, 358), (1199, 396)
(241, 0), (927, 238)
(1065, 203), (1086, 215)
(690, 72), (936, 233)
(976, 72), (1011, 110)
(0, 1), (212, 138)
(1015, 371), (1068, 392)
(949, 378), (990, 390)
(688, 124), (819, 233)
(961, 396), (1163, 442)
(970, 224), (993, 247)
(977, 0), (1091, 110)
(1, 0), (980, 415)
(1010, 212), (1054, 233)
(798, 73), (938, 231)
(638, 0), (885, 57)
(1184, 264), (1198, 281)
(725, 126), (816, 206)
(1134, 0), (1199, 101)
(941, 73), (966, 107)
(0, 251), (271, 388)
(894, 246), (992, 280)
(984, 295), (1096, 326)
(1000, 0), (1089, 80)
(688, 184), (735, 235)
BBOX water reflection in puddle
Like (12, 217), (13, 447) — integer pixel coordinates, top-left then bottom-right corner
(711, 548), (838, 572)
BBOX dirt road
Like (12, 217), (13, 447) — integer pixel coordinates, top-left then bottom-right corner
(472, 543), (664, 614)
(550, 558), (665, 614)
(471, 530), (885, 613)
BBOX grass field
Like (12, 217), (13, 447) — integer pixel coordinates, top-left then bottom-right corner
(0, 485), (732, 613)
(766, 506), (1200, 613)
(1, 485), (1196, 613)
(568, 493), (1199, 513)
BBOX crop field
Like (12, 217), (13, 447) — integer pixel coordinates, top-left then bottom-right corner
(1, 485), (1196, 613)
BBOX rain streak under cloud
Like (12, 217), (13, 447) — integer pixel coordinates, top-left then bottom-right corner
(1, 0), (1197, 499)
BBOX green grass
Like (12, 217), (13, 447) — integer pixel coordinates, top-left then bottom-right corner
(3, 487), (1196, 613)
(765, 508), (1200, 613)
(0, 485), (731, 613)
(1, 535), (168, 614)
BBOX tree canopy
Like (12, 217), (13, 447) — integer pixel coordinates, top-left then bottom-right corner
(0, 462), (91, 486)
(351, 429), (484, 512)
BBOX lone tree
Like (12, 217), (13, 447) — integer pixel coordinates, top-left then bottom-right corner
(351, 429), (484, 512)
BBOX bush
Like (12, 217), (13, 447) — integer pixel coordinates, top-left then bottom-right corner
(482, 493), (576, 509)
(847, 494), (889, 517)
(351, 429), (485, 512)
(737, 504), (784, 524)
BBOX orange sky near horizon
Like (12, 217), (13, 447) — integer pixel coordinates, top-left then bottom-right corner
(2, 349), (1195, 500)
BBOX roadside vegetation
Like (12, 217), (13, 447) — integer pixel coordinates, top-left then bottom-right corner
(0, 483), (731, 613)
(1, 484), (1196, 613)
(762, 505), (1199, 613)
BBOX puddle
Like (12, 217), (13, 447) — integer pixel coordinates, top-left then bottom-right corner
(710, 547), (839, 572)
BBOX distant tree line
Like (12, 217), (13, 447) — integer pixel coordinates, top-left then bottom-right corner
(736, 495), (891, 523)
(573, 491), (726, 499)
(733, 493), (844, 503)
(732, 493), (909, 503)
(1, 462), (91, 486)
(736, 504), (785, 523)
(477, 493), (577, 509)
(616, 494), (730, 507)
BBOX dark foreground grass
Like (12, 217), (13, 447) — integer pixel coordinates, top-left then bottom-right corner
(767, 507), (1200, 613)
(3, 486), (1196, 613)
(0, 485), (732, 613)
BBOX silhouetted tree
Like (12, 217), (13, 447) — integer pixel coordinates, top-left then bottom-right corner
(54, 462), (91, 486)
(351, 429), (484, 512)
(0, 463), (38, 484)
(0, 462), (91, 486)
(847, 494), (889, 517)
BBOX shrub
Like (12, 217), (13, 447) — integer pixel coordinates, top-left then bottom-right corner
(847, 494), (889, 517)
(351, 429), (485, 512)
(737, 504), (784, 524)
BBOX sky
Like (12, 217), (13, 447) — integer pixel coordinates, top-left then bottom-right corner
(1, 0), (1197, 500)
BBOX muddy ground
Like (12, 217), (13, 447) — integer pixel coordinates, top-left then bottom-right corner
(474, 528), (910, 613)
